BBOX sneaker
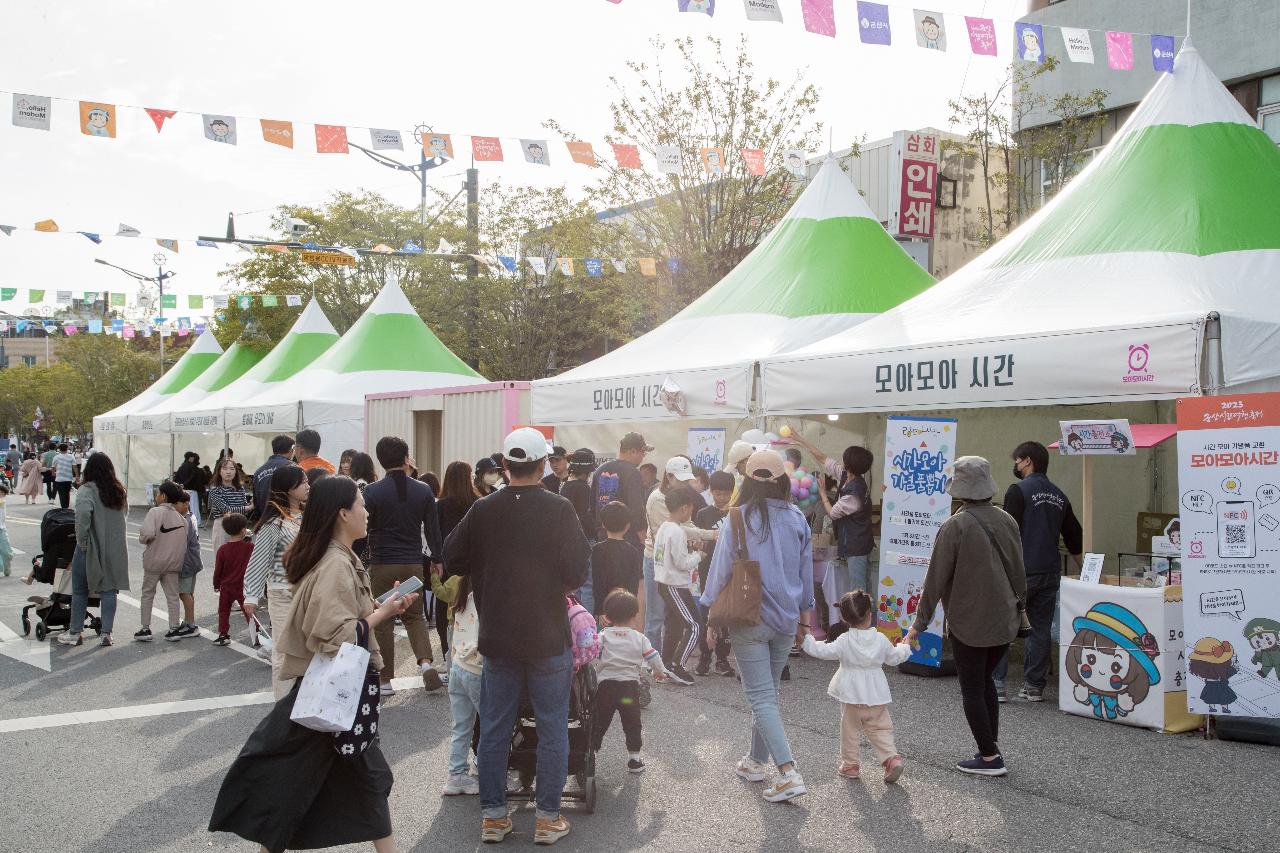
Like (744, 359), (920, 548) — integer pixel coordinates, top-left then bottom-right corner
(380, 682), (396, 696)
(133, 628), (154, 643)
(421, 665), (444, 692)
(715, 660), (737, 678)
(212, 633), (231, 646)
(175, 623), (200, 639)
(665, 665), (694, 686)
(440, 669), (450, 686)
(956, 754), (1008, 777)
(1018, 686), (1044, 702)
(100, 633), (114, 647)
(534, 815), (571, 845)
(735, 756), (769, 782)
(164, 627), (183, 642)
(837, 762), (860, 779)
(789, 644), (802, 657)
(695, 658), (711, 676)
(56, 631), (83, 646)
(442, 773), (480, 796)
(994, 680), (1007, 703)
(883, 755), (905, 784)
(481, 816), (513, 844)
(627, 758), (646, 774)
(762, 770), (808, 802)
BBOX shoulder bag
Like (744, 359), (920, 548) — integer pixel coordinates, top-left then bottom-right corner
(708, 506), (762, 631)
(965, 510), (1032, 638)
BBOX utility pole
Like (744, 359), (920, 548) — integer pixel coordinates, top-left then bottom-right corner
(94, 255), (175, 373)
(465, 166), (480, 370)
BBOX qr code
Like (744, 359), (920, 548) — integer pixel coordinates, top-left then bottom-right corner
(1225, 525), (1247, 545)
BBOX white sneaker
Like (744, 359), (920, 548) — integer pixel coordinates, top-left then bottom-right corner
(762, 771), (808, 803)
(380, 683), (396, 696)
(443, 773), (480, 795)
(735, 756), (769, 782)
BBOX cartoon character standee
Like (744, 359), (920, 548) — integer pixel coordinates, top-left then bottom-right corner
(1065, 602), (1161, 720)
(1244, 618), (1280, 680)
(1189, 638), (1239, 713)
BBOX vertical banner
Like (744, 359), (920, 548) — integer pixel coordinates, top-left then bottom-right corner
(1177, 393), (1280, 718)
(913, 10), (946, 50)
(12, 94), (51, 130)
(79, 101), (116, 137)
(1015, 22), (1045, 63)
(965, 16), (997, 56)
(743, 0), (783, 23)
(800, 0), (835, 37)
(203, 114), (238, 145)
(1105, 31), (1134, 71)
(655, 144), (681, 174)
(740, 147), (766, 176)
(1151, 35), (1176, 73)
(1060, 27), (1095, 63)
(522, 139), (551, 165)
(856, 2), (891, 45)
(687, 427), (727, 473)
(878, 416), (957, 667)
(888, 130), (939, 238)
(612, 143), (642, 169)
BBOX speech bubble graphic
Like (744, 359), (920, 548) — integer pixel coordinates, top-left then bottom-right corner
(1200, 588), (1246, 621)
(1222, 476), (1243, 496)
(1257, 483), (1280, 508)
(1181, 490), (1213, 514)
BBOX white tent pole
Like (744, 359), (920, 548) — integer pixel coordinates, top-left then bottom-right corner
(1203, 312), (1223, 395)
(1081, 456), (1095, 553)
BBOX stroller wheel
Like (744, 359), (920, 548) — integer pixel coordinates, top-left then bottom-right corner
(21, 615), (30, 636)
(92, 616), (103, 636)
(35, 623), (47, 641)
(584, 775), (597, 814)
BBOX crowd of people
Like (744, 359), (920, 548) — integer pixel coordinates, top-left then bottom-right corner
(28, 420), (1089, 850)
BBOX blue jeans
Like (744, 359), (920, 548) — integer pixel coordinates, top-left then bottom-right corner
(478, 649), (574, 820)
(448, 664), (483, 776)
(729, 623), (796, 768)
(642, 555), (664, 649)
(833, 554), (870, 600)
(993, 573), (1060, 690)
(0, 526), (12, 575)
(69, 545), (118, 636)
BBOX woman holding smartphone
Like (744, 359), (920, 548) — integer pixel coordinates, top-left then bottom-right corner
(211, 475), (418, 853)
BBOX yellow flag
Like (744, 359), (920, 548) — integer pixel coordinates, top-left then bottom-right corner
(34, 219), (59, 233)
(638, 257), (657, 277)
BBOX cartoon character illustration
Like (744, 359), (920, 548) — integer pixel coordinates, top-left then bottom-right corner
(1244, 617), (1280, 680)
(785, 151), (805, 177)
(905, 581), (921, 617)
(84, 108), (111, 137)
(1067, 432), (1085, 453)
(525, 142), (547, 165)
(425, 134), (452, 165)
(1109, 431), (1131, 453)
(684, 0), (711, 12)
(1019, 26), (1043, 62)
(1165, 519), (1180, 550)
(1065, 602), (1160, 721)
(919, 16), (943, 49)
(207, 119), (232, 143)
(1189, 637), (1239, 713)
(704, 149), (724, 176)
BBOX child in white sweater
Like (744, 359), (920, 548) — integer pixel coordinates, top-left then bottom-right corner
(802, 589), (913, 783)
(594, 589), (671, 773)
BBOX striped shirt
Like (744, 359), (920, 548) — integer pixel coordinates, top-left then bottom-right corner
(208, 486), (250, 519)
(241, 513), (301, 605)
(53, 453), (75, 482)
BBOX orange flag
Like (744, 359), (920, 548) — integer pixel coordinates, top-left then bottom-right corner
(423, 132), (454, 161)
(700, 147), (727, 176)
(638, 257), (657, 277)
(79, 102), (116, 138)
(612, 143), (643, 169)
(472, 136), (504, 161)
(315, 125), (349, 154)
(34, 219), (59, 233)
(261, 119), (295, 148)
(740, 148), (766, 176)
(566, 141), (597, 166)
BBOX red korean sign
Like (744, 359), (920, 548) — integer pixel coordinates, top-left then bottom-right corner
(897, 159), (937, 238)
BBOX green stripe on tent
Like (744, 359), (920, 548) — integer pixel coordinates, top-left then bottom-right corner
(255, 332), (339, 383)
(322, 312), (482, 377)
(195, 343), (266, 393)
(156, 351), (220, 395)
(999, 121), (1280, 265)
(678, 217), (934, 320)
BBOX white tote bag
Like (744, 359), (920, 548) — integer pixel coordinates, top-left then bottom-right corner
(289, 641), (371, 733)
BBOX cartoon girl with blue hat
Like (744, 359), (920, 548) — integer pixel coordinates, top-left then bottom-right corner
(1065, 602), (1161, 720)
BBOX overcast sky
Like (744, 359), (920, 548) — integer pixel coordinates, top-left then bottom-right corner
(0, 0), (1027, 317)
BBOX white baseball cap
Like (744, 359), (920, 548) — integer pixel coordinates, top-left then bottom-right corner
(664, 456), (696, 482)
(502, 427), (550, 463)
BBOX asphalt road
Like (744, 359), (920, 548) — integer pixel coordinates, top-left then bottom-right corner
(0, 497), (1272, 853)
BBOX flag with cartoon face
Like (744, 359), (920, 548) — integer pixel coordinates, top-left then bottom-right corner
(913, 9), (946, 50)
(204, 115), (238, 145)
(1016, 22), (1045, 63)
(678, 0), (714, 15)
(522, 139), (551, 166)
(80, 101), (115, 138)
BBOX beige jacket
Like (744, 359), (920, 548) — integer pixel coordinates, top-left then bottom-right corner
(276, 541), (383, 681)
(139, 504), (188, 574)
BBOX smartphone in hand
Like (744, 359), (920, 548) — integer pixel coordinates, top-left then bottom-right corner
(377, 575), (424, 605)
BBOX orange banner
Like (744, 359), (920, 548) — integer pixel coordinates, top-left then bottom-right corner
(315, 125), (349, 154)
(260, 120), (295, 148)
(638, 257), (657, 277)
(79, 101), (116, 138)
(566, 141), (597, 166)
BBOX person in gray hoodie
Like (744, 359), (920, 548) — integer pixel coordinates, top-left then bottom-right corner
(136, 482), (190, 643)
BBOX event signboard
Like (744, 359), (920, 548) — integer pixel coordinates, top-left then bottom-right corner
(876, 416), (956, 667)
(531, 364), (752, 424)
(1177, 392), (1280, 718)
(1058, 418), (1136, 455)
(687, 428), (726, 473)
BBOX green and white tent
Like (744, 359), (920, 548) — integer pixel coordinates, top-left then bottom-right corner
(764, 44), (1280, 414)
(531, 156), (935, 423)
(171, 298), (340, 433)
(92, 328), (222, 435)
(130, 339), (266, 433)
(225, 276), (486, 452)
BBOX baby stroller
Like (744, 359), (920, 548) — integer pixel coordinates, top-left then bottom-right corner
(20, 508), (99, 641)
(506, 665), (599, 814)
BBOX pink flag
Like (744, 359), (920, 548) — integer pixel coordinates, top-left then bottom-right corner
(64, 324), (78, 335)
(800, 0), (835, 37)
(145, 109), (176, 132)
(612, 143), (642, 169)
(122, 324), (135, 340)
(740, 148), (766, 176)
(965, 16), (997, 56)
(472, 136), (504, 161)
(315, 125), (349, 153)
(1105, 31), (1134, 70)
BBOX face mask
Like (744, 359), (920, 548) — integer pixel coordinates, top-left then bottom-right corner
(484, 473), (501, 486)
(1013, 464), (1025, 480)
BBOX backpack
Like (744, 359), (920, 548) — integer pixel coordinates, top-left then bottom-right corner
(567, 595), (600, 672)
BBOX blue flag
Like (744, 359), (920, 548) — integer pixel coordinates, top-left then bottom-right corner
(196, 239), (218, 248)
(16, 320), (27, 334)
(1151, 35), (1175, 73)
(498, 255), (518, 273)
(584, 258), (603, 277)
(667, 258), (682, 274)
(88, 319), (103, 334)
(402, 240), (424, 255)
(79, 231), (102, 244)
(111, 319), (124, 332)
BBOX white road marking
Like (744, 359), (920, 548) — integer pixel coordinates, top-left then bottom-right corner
(0, 617), (51, 672)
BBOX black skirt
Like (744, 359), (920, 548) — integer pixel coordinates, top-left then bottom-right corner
(209, 682), (393, 852)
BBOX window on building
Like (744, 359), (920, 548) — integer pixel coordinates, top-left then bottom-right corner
(936, 175), (958, 209)
(22, 356), (37, 367)
(1260, 75), (1280, 145)
(1039, 146), (1100, 206)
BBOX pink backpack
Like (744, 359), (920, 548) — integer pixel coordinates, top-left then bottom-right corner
(567, 595), (600, 672)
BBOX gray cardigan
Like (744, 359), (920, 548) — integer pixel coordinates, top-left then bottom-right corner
(913, 501), (1026, 648)
(74, 482), (131, 594)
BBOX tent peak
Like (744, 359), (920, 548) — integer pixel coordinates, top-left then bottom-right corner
(784, 157), (878, 223)
(188, 327), (224, 355)
(291, 298), (338, 336)
(364, 278), (416, 317)
(1118, 37), (1254, 134)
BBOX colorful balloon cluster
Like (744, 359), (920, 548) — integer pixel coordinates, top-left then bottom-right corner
(789, 466), (820, 508)
(879, 593), (905, 623)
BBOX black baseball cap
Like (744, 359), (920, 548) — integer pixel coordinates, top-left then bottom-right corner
(475, 457), (498, 473)
(619, 432), (654, 453)
(569, 448), (596, 467)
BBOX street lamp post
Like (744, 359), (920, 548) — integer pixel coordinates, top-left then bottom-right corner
(94, 255), (176, 372)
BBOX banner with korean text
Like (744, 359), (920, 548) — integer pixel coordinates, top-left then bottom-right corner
(1177, 392), (1280, 718)
(878, 416), (957, 667)
(888, 130), (938, 238)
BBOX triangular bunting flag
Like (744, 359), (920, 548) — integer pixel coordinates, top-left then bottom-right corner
(116, 223), (141, 237)
(156, 238), (179, 253)
(79, 232), (102, 244)
(145, 108), (177, 132)
(34, 219), (58, 232)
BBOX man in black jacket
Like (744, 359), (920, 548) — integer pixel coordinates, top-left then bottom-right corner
(995, 440), (1084, 703)
(250, 435), (294, 521)
(445, 427), (589, 846)
(591, 432), (652, 549)
(365, 435), (444, 693)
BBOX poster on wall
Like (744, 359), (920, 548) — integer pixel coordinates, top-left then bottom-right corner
(1058, 418), (1136, 455)
(877, 416), (957, 666)
(687, 428), (726, 473)
(1177, 393), (1280, 718)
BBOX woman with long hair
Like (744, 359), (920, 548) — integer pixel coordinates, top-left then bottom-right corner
(59, 452), (130, 646)
(16, 451), (42, 504)
(437, 461), (480, 545)
(700, 450), (814, 803)
(348, 452), (377, 567)
(242, 464), (309, 698)
(209, 457), (251, 554)
(211, 476), (417, 853)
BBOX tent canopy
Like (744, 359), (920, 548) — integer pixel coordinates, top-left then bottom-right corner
(92, 328), (222, 434)
(763, 44), (1280, 415)
(531, 157), (935, 424)
(129, 340), (265, 433)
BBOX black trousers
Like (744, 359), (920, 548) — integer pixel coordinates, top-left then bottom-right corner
(659, 584), (701, 670)
(43, 471), (54, 499)
(951, 636), (1009, 757)
(54, 481), (72, 509)
(593, 679), (642, 752)
(433, 597), (449, 655)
